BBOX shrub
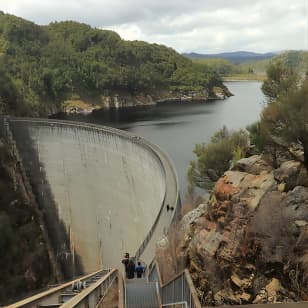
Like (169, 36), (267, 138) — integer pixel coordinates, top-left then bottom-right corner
(188, 127), (249, 193)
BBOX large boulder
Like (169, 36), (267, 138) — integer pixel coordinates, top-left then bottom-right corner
(180, 203), (208, 237)
(282, 186), (308, 232)
(250, 191), (286, 262)
(213, 172), (244, 201)
(232, 155), (273, 175)
(274, 160), (308, 191)
(214, 170), (276, 211)
(190, 228), (223, 258)
(177, 203), (209, 258)
(189, 169), (277, 266)
(265, 278), (282, 303)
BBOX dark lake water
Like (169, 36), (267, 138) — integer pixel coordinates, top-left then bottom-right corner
(62, 81), (265, 199)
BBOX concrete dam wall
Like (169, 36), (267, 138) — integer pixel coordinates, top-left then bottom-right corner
(6, 118), (179, 276)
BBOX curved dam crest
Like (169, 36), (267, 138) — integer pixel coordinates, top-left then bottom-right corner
(7, 118), (179, 275)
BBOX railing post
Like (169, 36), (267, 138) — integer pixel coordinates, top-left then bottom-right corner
(182, 274), (184, 303)
(118, 271), (125, 308)
(172, 280), (175, 304)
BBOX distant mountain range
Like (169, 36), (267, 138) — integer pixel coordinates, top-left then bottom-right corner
(183, 51), (278, 63)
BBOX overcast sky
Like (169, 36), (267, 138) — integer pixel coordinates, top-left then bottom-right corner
(1, 0), (307, 53)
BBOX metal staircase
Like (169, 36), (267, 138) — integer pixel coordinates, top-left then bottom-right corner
(125, 278), (160, 308)
(8, 269), (118, 308)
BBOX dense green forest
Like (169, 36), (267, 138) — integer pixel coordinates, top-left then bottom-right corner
(0, 12), (228, 116)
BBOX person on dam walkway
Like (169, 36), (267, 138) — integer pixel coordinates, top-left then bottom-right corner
(127, 259), (136, 279)
(135, 261), (145, 278)
(122, 252), (129, 273)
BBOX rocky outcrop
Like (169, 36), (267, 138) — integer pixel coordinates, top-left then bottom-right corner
(62, 87), (233, 113)
(100, 87), (232, 109)
(101, 93), (157, 108)
(159, 155), (308, 306)
(274, 160), (308, 191)
(231, 155), (273, 175)
(58, 86), (233, 115)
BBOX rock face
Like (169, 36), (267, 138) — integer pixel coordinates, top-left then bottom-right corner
(101, 93), (158, 108)
(58, 87), (232, 114)
(163, 155), (308, 306)
(231, 155), (273, 175)
(99, 87), (232, 109)
(274, 160), (308, 191)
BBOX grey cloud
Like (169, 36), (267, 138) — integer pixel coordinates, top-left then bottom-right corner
(1, 0), (306, 53)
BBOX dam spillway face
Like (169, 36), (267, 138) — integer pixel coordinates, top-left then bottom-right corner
(8, 119), (167, 275)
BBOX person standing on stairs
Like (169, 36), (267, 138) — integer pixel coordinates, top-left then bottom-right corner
(135, 261), (145, 278)
(127, 258), (136, 279)
(122, 252), (130, 274)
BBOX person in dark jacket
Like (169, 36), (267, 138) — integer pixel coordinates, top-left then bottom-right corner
(127, 259), (135, 279)
(121, 252), (130, 273)
(135, 261), (145, 278)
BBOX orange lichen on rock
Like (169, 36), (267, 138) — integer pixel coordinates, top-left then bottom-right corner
(213, 176), (240, 201)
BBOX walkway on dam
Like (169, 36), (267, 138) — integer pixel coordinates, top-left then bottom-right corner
(136, 140), (179, 265)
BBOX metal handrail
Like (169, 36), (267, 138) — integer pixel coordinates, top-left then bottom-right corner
(122, 266), (127, 308)
(61, 268), (117, 307)
(162, 301), (188, 307)
(7, 269), (109, 307)
(148, 261), (201, 308)
(134, 136), (181, 261)
(118, 271), (125, 308)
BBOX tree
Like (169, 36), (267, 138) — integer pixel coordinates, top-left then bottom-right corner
(261, 60), (299, 101)
(188, 127), (249, 193)
(262, 78), (308, 170)
(0, 70), (19, 113)
(246, 122), (265, 153)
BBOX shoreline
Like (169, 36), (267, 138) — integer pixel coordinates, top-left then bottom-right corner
(223, 75), (265, 82)
(52, 92), (233, 116)
(224, 79), (263, 82)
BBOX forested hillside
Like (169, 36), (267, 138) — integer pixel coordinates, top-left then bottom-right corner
(191, 50), (308, 81)
(0, 12), (227, 116)
(183, 51), (276, 63)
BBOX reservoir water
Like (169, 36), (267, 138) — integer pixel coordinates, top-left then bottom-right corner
(64, 81), (265, 198)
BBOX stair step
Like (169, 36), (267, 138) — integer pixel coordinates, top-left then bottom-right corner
(47, 284), (60, 289)
(38, 304), (62, 308)
(60, 293), (76, 302)
(126, 280), (159, 308)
